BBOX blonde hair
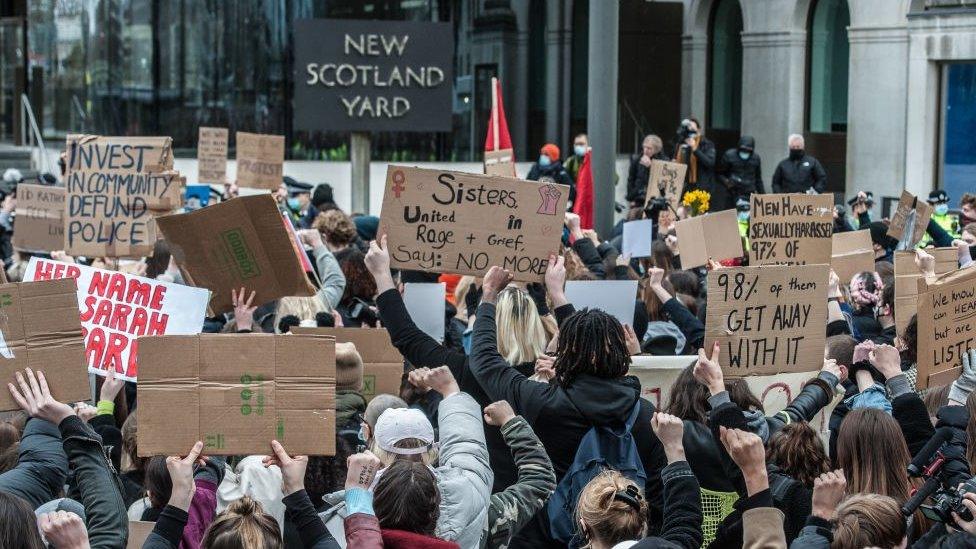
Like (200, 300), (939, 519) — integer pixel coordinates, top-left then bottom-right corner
(369, 437), (438, 467)
(313, 210), (357, 247)
(832, 494), (906, 549)
(576, 470), (647, 547)
(201, 496), (282, 549)
(495, 287), (547, 365)
(273, 296), (328, 333)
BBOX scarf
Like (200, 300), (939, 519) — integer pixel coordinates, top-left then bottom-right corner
(674, 135), (700, 184)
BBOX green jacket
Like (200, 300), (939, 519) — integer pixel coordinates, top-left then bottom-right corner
(336, 390), (366, 427)
(481, 415), (557, 549)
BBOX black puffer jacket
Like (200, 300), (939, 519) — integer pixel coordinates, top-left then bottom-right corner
(717, 135), (764, 202)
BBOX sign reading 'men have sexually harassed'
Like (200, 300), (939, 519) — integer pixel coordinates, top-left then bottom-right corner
(379, 167), (568, 281)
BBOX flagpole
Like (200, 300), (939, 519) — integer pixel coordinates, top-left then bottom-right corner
(491, 77), (499, 151)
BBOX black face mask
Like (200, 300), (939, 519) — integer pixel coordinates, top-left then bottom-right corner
(789, 149), (804, 161)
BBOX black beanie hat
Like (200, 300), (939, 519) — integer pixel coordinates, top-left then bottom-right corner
(312, 183), (335, 209)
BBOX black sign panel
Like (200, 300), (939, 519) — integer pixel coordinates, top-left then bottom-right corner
(293, 19), (454, 133)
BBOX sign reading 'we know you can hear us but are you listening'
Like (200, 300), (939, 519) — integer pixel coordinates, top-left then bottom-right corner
(293, 19), (454, 132)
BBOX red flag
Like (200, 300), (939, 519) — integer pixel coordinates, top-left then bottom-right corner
(573, 150), (593, 229)
(484, 78), (513, 152)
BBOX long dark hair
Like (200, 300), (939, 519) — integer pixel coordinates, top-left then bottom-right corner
(0, 492), (44, 549)
(767, 423), (830, 487)
(665, 363), (709, 422)
(553, 309), (631, 387)
(146, 239), (171, 279)
(374, 460), (440, 536)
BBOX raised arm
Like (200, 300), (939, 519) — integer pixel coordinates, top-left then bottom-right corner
(648, 267), (704, 351)
(300, 230), (346, 311)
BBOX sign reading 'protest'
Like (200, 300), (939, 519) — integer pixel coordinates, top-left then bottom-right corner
(644, 160), (687, 211)
(705, 265), (828, 376)
(197, 127), (228, 185)
(13, 184), (64, 252)
(749, 193), (833, 266)
(378, 166), (567, 282)
(917, 267), (976, 388)
(235, 132), (284, 190)
(64, 136), (183, 257)
(24, 257), (210, 381)
(294, 19), (454, 132)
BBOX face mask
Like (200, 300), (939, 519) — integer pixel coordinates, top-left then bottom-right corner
(738, 151), (751, 161)
(539, 155), (552, 167)
(737, 211), (750, 222)
(789, 149), (804, 161)
(574, 145), (586, 157)
(286, 197), (301, 211)
(935, 204), (949, 216)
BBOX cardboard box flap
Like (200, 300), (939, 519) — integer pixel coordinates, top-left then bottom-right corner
(156, 195), (316, 314)
(292, 327), (403, 363)
(138, 334), (336, 455)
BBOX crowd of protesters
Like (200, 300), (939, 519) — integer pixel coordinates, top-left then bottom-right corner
(0, 122), (976, 549)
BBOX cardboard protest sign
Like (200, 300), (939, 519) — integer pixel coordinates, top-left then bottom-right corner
(0, 278), (88, 412)
(197, 127), (229, 185)
(24, 257), (209, 381)
(749, 194), (833, 266)
(403, 282), (446, 342)
(13, 184), (64, 252)
(705, 265), (829, 376)
(565, 280), (639, 327)
(917, 267), (976, 388)
(292, 327), (404, 400)
(155, 194), (316, 314)
(64, 136), (184, 257)
(235, 132), (284, 190)
(484, 149), (516, 178)
(622, 219), (654, 258)
(643, 160), (687, 211)
(127, 522), (154, 549)
(378, 166), (568, 281)
(138, 333), (336, 456)
(894, 248), (957, 337)
(888, 190), (933, 246)
(830, 230), (875, 284)
(631, 356), (841, 438)
(674, 209), (744, 268)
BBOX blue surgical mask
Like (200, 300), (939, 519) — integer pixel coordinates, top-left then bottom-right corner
(574, 145), (586, 157)
(935, 204), (949, 216)
(737, 211), (750, 222)
(738, 151), (751, 161)
(287, 197), (301, 211)
(539, 155), (552, 167)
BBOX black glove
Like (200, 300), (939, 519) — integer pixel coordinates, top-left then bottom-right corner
(526, 283), (550, 316)
(848, 360), (885, 384)
(464, 283), (482, 313)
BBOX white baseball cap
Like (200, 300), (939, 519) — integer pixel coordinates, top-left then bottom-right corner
(374, 407), (435, 455)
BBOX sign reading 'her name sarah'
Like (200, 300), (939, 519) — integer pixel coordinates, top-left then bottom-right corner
(378, 166), (568, 282)
(293, 19), (453, 132)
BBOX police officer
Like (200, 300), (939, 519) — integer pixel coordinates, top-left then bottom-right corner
(771, 134), (827, 194)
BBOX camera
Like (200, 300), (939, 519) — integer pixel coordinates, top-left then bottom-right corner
(920, 476), (976, 523)
(644, 197), (669, 220)
(676, 119), (698, 143)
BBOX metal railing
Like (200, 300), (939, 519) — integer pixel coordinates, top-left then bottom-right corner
(19, 93), (51, 174)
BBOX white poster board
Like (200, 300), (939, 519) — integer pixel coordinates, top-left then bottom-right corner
(403, 282), (447, 342)
(622, 219), (655, 258)
(565, 280), (639, 327)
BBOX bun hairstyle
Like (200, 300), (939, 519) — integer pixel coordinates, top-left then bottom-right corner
(201, 496), (282, 549)
(849, 271), (883, 310)
(832, 494), (906, 549)
(576, 470), (648, 547)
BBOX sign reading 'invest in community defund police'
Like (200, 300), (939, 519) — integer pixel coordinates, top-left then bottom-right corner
(293, 19), (454, 132)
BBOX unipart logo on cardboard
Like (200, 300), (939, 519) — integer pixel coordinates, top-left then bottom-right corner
(221, 229), (261, 279)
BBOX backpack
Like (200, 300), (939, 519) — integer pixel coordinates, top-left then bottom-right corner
(548, 398), (647, 546)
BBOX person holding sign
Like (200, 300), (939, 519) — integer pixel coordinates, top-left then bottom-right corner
(627, 134), (669, 206)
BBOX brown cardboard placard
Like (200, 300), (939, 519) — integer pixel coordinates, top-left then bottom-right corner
(137, 333), (336, 456)
(63, 137), (184, 258)
(13, 184), (64, 252)
(236, 132), (285, 190)
(673, 209), (744, 269)
(643, 160), (687, 211)
(378, 166), (568, 282)
(830, 230), (875, 285)
(0, 278), (88, 411)
(927, 366), (963, 390)
(705, 264), (829, 376)
(749, 194), (833, 266)
(484, 149), (516, 178)
(893, 248), (957, 337)
(127, 522), (154, 549)
(155, 194), (316, 315)
(292, 327), (404, 401)
(916, 266), (976, 388)
(888, 190), (933, 246)
(197, 127), (229, 185)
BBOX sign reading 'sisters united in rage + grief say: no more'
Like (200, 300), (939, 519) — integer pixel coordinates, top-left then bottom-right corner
(378, 166), (569, 281)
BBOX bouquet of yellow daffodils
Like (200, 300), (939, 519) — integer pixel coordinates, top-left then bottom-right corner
(682, 189), (711, 217)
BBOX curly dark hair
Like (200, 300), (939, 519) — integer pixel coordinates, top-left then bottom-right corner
(314, 210), (358, 247)
(374, 460), (440, 536)
(339, 250), (377, 304)
(903, 313), (918, 364)
(304, 436), (355, 506)
(766, 422), (830, 488)
(553, 308), (631, 387)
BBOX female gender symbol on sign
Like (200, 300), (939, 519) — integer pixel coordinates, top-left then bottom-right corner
(392, 170), (406, 198)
